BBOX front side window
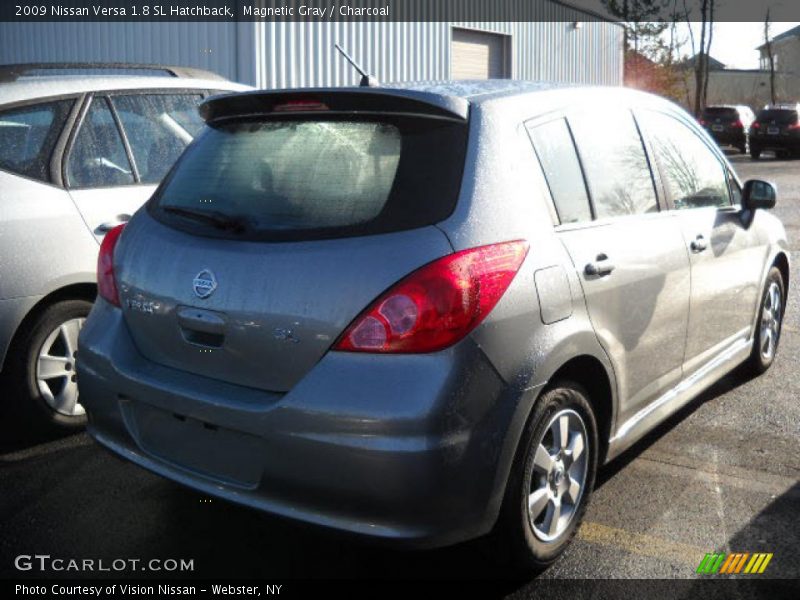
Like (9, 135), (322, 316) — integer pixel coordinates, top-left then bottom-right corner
(639, 110), (730, 210)
(67, 97), (134, 188)
(111, 94), (204, 184)
(568, 108), (658, 219)
(728, 172), (742, 206)
(527, 118), (592, 224)
(0, 100), (73, 182)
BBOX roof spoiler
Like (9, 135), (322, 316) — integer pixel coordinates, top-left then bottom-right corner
(0, 62), (227, 83)
(200, 89), (470, 123)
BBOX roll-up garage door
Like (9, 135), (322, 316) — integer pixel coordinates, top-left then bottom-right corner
(451, 28), (510, 79)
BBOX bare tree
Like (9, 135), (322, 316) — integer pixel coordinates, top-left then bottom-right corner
(702, 0), (715, 108)
(764, 8), (777, 105)
(687, 0), (715, 116)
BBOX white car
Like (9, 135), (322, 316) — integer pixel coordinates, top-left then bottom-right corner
(0, 63), (250, 433)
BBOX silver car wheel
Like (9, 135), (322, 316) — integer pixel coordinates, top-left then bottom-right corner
(527, 408), (589, 542)
(760, 281), (782, 362)
(36, 317), (85, 417)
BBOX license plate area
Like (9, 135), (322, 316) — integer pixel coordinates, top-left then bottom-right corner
(122, 399), (262, 488)
(711, 124), (724, 132)
(767, 126), (780, 135)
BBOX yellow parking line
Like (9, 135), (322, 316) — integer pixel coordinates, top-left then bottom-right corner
(577, 521), (708, 567)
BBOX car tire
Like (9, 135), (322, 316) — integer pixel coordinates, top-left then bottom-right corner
(744, 267), (785, 376)
(750, 146), (761, 160)
(6, 299), (92, 433)
(493, 381), (598, 573)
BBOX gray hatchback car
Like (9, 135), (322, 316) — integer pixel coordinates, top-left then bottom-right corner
(77, 81), (789, 569)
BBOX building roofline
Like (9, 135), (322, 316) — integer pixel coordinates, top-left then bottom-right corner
(550, 1), (624, 27)
(756, 24), (800, 50)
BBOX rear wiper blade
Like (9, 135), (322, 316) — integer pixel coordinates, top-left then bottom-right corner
(162, 206), (250, 233)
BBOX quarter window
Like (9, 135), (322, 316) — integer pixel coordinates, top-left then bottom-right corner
(67, 97), (134, 188)
(568, 109), (658, 218)
(527, 118), (592, 224)
(638, 110), (731, 210)
(0, 100), (73, 183)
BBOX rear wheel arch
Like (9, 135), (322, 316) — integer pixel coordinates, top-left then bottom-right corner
(492, 351), (615, 508)
(544, 355), (614, 465)
(492, 371), (605, 571)
(2, 283), (97, 372)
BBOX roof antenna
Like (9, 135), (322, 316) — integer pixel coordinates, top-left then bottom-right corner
(335, 43), (380, 87)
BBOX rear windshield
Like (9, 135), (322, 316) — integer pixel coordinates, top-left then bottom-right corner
(703, 107), (738, 118)
(150, 116), (468, 241)
(756, 109), (798, 123)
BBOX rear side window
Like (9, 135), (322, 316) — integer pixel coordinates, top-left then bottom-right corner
(568, 109), (658, 219)
(638, 110), (730, 210)
(151, 116), (468, 241)
(112, 94), (204, 184)
(67, 97), (134, 188)
(527, 118), (592, 224)
(0, 100), (73, 183)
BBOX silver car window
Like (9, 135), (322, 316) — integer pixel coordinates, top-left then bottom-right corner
(111, 94), (204, 184)
(0, 100), (73, 183)
(67, 97), (134, 188)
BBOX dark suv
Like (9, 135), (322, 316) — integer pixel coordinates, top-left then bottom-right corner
(699, 105), (754, 154)
(749, 104), (800, 159)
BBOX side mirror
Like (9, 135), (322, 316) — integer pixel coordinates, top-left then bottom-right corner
(742, 179), (776, 210)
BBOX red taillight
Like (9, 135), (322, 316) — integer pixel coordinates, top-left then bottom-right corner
(752, 122), (761, 129)
(698, 119), (707, 126)
(788, 122), (800, 130)
(732, 120), (743, 128)
(97, 224), (125, 307)
(334, 241), (529, 353)
(273, 100), (329, 112)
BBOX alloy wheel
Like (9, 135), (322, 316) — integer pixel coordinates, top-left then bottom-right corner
(36, 317), (85, 417)
(760, 281), (782, 361)
(527, 408), (589, 542)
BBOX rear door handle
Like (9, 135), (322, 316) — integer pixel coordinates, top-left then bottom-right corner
(585, 254), (615, 277)
(690, 234), (708, 253)
(96, 214), (132, 233)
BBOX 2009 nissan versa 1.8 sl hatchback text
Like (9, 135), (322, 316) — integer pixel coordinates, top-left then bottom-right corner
(77, 81), (789, 570)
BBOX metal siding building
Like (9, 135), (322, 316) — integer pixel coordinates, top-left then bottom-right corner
(0, 8), (623, 88)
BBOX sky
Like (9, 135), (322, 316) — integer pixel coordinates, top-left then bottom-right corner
(673, 22), (800, 68)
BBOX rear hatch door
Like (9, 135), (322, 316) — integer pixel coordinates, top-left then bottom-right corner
(115, 90), (469, 392)
(755, 108), (799, 136)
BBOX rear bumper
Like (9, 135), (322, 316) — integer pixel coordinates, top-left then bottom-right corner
(77, 300), (522, 548)
(707, 129), (745, 146)
(750, 134), (800, 151)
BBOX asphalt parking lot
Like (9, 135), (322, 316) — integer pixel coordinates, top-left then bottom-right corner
(1, 153), (798, 588)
